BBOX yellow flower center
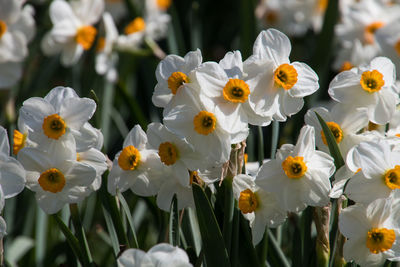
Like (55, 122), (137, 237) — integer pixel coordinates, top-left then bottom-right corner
(158, 142), (179, 165)
(316, 0), (328, 13)
(274, 64), (298, 90)
(124, 17), (146, 35)
(244, 153), (248, 164)
(96, 37), (106, 52)
(38, 168), (66, 193)
(395, 40), (400, 57)
(360, 70), (385, 93)
(190, 170), (198, 185)
(366, 228), (396, 254)
(222, 79), (250, 103)
(193, 111), (217, 135)
(368, 121), (380, 131)
(42, 114), (67, 140)
(340, 61), (353, 72)
(13, 130), (27, 155)
(0, 20), (7, 39)
(364, 22), (384, 44)
(264, 10), (279, 24)
(156, 0), (172, 10)
(238, 189), (259, 213)
(320, 121), (343, 145)
(167, 72), (189, 95)
(383, 165), (400, 190)
(118, 145), (141, 171)
(75, 25), (97, 50)
(282, 156), (307, 179)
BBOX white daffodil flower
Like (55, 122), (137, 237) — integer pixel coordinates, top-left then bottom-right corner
(376, 20), (400, 77)
(152, 49), (202, 112)
(0, 0), (35, 63)
(233, 174), (286, 245)
(19, 86), (97, 149)
(339, 190), (400, 267)
(17, 133), (96, 214)
(256, 125), (335, 212)
(117, 12), (170, 51)
(332, 39), (377, 72)
(345, 139), (400, 204)
(163, 85), (231, 169)
(118, 243), (192, 267)
(328, 57), (399, 125)
(96, 12), (119, 83)
(304, 104), (370, 157)
(41, 0), (104, 66)
(256, 0), (327, 37)
(107, 125), (165, 197)
(193, 51), (254, 142)
(0, 126), (26, 199)
(244, 29), (319, 122)
(335, 0), (400, 65)
(147, 122), (203, 211)
(77, 148), (107, 191)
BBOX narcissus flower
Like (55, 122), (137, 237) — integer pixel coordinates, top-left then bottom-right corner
(0, 0), (36, 63)
(328, 57), (399, 125)
(19, 86), (96, 148)
(163, 86), (231, 168)
(17, 133), (96, 214)
(256, 125), (335, 212)
(41, 0), (104, 66)
(107, 125), (165, 197)
(244, 29), (319, 122)
(339, 190), (400, 266)
(304, 104), (369, 157)
(233, 174), (286, 245)
(194, 51), (255, 141)
(0, 126), (26, 199)
(345, 139), (400, 204)
(152, 49), (202, 111)
(96, 12), (119, 83)
(118, 243), (192, 267)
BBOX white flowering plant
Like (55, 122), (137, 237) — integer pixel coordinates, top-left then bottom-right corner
(1, 0), (400, 266)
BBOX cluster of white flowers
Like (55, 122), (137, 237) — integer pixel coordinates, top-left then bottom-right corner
(14, 86), (108, 214)
(40, 0), (171, 83)
(107, 28), (338, 248)
(334, 0), (400, 73)
(256, 0), (328, 36)
(108, 25), (400, 265)
(0, 0), (35, 88)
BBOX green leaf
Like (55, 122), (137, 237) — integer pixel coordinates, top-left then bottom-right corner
(192, 183), (231, 267)
(117, 192), (139, 248)
(52, 214), (85, 265)
(315, 112), (345, 170)
(169, 194), (180, 246)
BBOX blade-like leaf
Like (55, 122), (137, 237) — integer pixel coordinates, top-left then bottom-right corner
(169, 194), (180, 246)
(192, 183), (230, 267)
(315, 112), (345, 169)
(118, 192), (139, 248)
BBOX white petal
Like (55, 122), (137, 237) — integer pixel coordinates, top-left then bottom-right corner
(60, 97), (96, 129)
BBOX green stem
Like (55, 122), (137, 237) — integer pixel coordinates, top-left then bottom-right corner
(117, 192), (139, 248)
(101, 79), (115, 152)
(257, 126), (264, 166)
(99, 173), (130, 252)
(52, 214), (85, 265)
(69, 203), (93, 266)
(222, 178), (234, 257)
(270, 121), (279, 159)
(268, 229), (291, 267)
